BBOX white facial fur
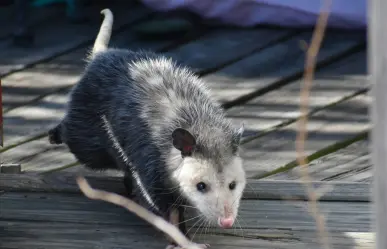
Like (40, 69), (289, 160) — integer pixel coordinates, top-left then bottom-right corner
(170, 154), (246, 227)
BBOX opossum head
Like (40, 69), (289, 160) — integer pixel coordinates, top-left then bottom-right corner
(169, 125), (246, 229)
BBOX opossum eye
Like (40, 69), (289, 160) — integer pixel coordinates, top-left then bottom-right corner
(196, 182), (207, 192)
(229, 181), (236, 190)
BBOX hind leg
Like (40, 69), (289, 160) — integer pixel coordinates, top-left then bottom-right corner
(48, 123), (63, 144)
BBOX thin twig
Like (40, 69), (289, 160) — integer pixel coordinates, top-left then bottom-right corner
(296, 0), (332, 249)
(76, 176), (202, 249)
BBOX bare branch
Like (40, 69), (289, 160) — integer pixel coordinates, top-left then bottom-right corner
(295, 0), (332, 248)
(76, 176), (203, 249)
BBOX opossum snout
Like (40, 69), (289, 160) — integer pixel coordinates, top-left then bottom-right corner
(217, 203), (234, 228)
(218, 217), (234, 229)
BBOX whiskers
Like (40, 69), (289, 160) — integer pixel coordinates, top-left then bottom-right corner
(185, 214), (206, 238)
(179, 204), (197, 210)
(191, 216), (208, 242)
(245, 182), (258, 199)
(227, 192), (246, 239)
(181, 207), (246, 243)
(234, 216), (246, 238)
(177, 213), (204, 226)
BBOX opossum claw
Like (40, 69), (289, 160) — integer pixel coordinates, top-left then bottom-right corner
(165, 245), (180, 249)
(165, 243), (209, 249)
(165, 244), (210, 249)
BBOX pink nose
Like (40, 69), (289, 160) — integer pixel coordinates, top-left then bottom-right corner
(219, 217), (234, 228)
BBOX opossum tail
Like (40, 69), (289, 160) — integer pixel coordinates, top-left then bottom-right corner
(48, 123), (63, 145)
(89, 9), (114, 59)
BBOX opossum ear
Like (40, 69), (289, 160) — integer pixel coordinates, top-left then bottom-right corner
(232, 124), (244, 154)
(235, 123), (245, 143)
(172, 128), (196, 157)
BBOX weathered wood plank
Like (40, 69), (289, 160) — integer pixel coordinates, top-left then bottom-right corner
(0, 193), (371, 231)
(1, 29), (295, 172)
(1, 28), (175, 146)
(0, 221), (373, 249)
(0, 1), (152, 77)
(268, 139), (372, 182)
(163, 28), (298, 74)
(2, 30), (365, 174)
(227, 50), (367, 135)
(0, 4), (60, 41)
(3, 29), (363, 118)
(0, 192), (373, 249)
(2, 28), (292, 114)
(204, 30), (365, 104)
(242, 93), (370, 178)
(0, 172), (370, 201)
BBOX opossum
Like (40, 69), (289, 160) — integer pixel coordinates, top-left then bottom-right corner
(48, 8), (246, 249)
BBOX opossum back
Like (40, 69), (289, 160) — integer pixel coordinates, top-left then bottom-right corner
(73, 49), (159, 99)
(63, 49), (166, 160)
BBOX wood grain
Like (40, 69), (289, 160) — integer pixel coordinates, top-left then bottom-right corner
(204, 30), (365, 104)
(268, 139), (371, 182)
(2, 28), (292, 115)
(0, 220), (373, 249)
(2, 23), (366, 176)
(0, 192), (373, 249)
(226, 50), (367, 135)
(0, 1), (151, 77)
(0, 172), (370, 201)
(242, 93), (370, 178)
(1, 29), (294, 172)
(163, 28), (295, 74)
(0, 193), (371, 230)
(0, 4), (60, 41)
(1, 30), (174, 148)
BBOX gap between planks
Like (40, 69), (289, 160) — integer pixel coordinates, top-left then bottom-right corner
(0, 3), (61, 41)
(257, 130), (369, 179)
(2, 66), (368, 175)
(227, 49), (369, 177)
(1, 26), (299, 149)
(268, 138), (371, 182)
(0, 2), (155, 78)
(0, 28), (304, 170)
(2, 28), (299, 115)
(2, 30), (363, 154)
(0, 172), (371, 202)
(3, 29), (366, 173)
(61, 88), (370, 178)
(0, 192), (373, 249)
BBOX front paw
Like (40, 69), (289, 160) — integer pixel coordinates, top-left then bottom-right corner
(165, 244), (180, 249)
(196, 243), (210, 248)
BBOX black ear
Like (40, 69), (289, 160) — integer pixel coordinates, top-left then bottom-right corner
(172, 128), (196, 156)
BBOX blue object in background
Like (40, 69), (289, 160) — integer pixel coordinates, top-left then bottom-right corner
(32, 0), (84, 21)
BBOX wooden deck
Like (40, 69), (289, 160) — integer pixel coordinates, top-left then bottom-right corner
(0, 1), (371, 249)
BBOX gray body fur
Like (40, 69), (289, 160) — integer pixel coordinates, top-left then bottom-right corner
(49, 9), (245, 240)
(53, 49), (241, 210)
